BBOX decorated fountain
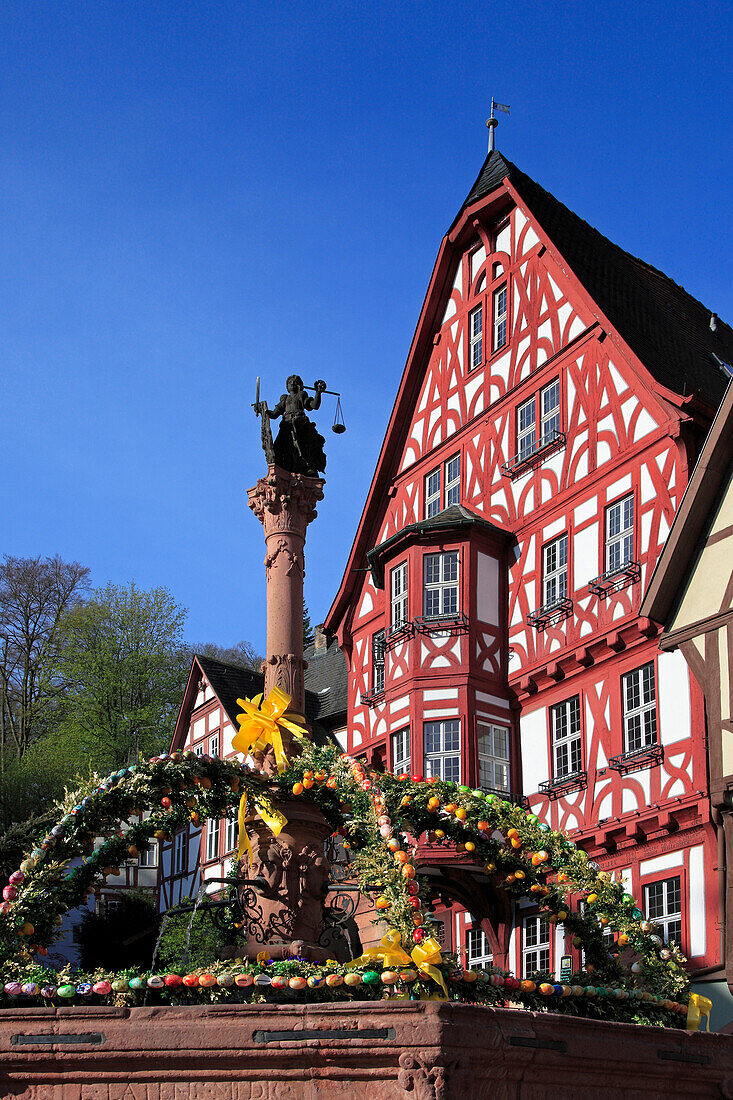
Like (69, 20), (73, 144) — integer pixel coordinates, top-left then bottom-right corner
(0, 376), (729, 1098)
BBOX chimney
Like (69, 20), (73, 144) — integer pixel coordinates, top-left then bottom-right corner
(314, 624), (328, 653)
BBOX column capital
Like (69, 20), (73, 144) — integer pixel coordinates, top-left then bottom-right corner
(247, 465), (325, 535)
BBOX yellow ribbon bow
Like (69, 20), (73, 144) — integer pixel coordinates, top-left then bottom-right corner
(345, 929), (413, 971)
(410, 936), (448, 999)
(686, 992), (713, 1031)
(233, 687), (308, 775)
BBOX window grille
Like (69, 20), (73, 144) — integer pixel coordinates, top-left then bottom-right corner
(644, 876), (682, 945)
(372, 630), (385, 694)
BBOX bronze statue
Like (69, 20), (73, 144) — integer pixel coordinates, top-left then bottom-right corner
(254, 375), (327, 477)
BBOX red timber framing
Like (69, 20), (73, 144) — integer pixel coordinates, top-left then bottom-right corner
(325, 150), (732, 975)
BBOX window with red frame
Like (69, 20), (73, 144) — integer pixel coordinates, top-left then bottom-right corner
(644, 876), (682, 945)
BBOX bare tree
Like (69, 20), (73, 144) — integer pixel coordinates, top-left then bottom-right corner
(192, 639), (263, 671)
(0, 555), (90, 766)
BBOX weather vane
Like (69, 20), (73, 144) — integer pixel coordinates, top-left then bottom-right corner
(486, 97), (511, 152)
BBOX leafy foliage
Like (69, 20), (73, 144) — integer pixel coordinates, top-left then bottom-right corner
(153, 898), (229, 972)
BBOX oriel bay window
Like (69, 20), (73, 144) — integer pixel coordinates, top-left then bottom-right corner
(424, 719), (461, 783)
(477, 722), (510, 793)
(423, 551), (459, 618)
(550, 696), (583, 779)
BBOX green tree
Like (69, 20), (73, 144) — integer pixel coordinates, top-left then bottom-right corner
(303, 603), (314, 647)
(59, 582), (189, 771)
(153, 898), (229, 971)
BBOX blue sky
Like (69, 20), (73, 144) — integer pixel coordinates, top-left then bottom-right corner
(1, 1), (731, 653)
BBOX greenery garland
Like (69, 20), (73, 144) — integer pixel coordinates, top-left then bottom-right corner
(0, 742), (692, 1027)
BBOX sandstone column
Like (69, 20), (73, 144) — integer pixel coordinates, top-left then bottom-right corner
(247, 465), (324, 724)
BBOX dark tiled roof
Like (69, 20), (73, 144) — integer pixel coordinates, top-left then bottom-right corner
(302, 635), (348, 724)
(367, 505), (510, 588)
(456, 152), (733, 410)
(195, 652), (345, 746)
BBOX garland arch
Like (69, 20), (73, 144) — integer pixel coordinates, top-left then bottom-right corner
(0, 738), (694, 1027)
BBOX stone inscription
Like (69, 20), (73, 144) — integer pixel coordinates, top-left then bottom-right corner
(0, 1085), (284, 1100)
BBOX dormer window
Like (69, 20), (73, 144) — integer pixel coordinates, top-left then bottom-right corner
(425, 454), (461, 517)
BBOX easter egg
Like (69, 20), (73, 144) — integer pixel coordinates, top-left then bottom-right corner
(92, 981), (111, 995)
(8, 871), (24, 885)
(462, 970), (477, 982)
(40, 985), (56, 998)
(146, 976), (164, 989)
(164, 974), (183, 987)
(57, 984), (76, 999)
(399, 969), (417, 983)
(217, 973), (234, 988)
(198, 974), (216, 988)
(0, 903), (10, 915)
(76, 983), (93, 996)
(234, 973), (253, 988)
(253, 974), (271, 987)
(307, 975), (324, 988)
(182, 974), (199, 987)
(520, 979), (536, 993)
(538, 983), (554, 996)
(21, 982), (38, 996)
(19, 860), (35, 874)
(362, 970), (380, 984)
(344, 972), (362, 987)
(112, 979), (129, 992)
(270, 976), (287, 990)
(128, 977), (145, 991)
(380, 970), (398, 984)
(325, 974), (343, 988)
(2, 886), (17, 901)
(288, 977), (307, 991)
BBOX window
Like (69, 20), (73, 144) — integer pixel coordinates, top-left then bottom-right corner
(390, 562), (408, 631)
(139, 840), (157, 868)
(425, 455), (461, 517)
(466, 927), (493, 969)
(424, 719), (461, 783)
(372, 630), (385, 695)
(445, 454), (461, 507)
(225, 816), (239, 854)
(606, 495), (634, 573)
(194, 744), (204, 757)
(391, 728), (411, 775)
(174, 831), (186, 875)
(622, 663), (657, 752)
(209, 732), (219, 759)
(477, 723), (510, 792)
(425, 469), (441, 518)
(515, 381), (561, 464)
(492, 284), (508, 350)
(551, 697), (583, 778)
(644, 877), (682, 945)
(469, 305), (483, 370)
(522, 914), (551, 976)
(423, 552), (459, 618)
(206, 818), (220, 863)
(542, 535), (568, 607)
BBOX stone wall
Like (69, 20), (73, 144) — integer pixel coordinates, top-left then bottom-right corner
(0, 1001), (731, 1099)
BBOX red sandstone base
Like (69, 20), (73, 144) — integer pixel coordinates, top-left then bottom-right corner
(0, 1001), (731, 1099)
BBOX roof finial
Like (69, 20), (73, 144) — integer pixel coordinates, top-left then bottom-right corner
(486, 97), (511, 152)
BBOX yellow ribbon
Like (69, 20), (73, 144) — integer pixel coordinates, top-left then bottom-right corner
(346, 930), (448, 998)
(686, 992), (713, 1031)
(236, 791), (289, 864)
(345, 929), (413, 970)
(233, 687), (309, 775)
(410, 936), (448, 999)
(236, 791), (253, 863)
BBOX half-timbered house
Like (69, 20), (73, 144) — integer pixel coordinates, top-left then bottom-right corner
(325, 148), (733, 984)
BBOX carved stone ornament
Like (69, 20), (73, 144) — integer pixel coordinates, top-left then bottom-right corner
(398, 1052), (458, 1100)
(248, 468), (324, 532)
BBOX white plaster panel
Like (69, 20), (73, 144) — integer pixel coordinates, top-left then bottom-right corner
(633, 408), (658, 441)
(568, 315), (585, 341)
(688, 844), (706, 957)
(543, 516), (567, 541)
(389, 696), (409, 717)
(608, 362), (627, 394)
(208, 708), (221, 731)
(658, 650), (691, 746)
(606, 474), (632, 500)
(471, 245), (486, 280)
(193, 718), (206, 740)
(522, 224), (540, 253)
(476, 692), (511, 710)
(537, 318), (553, 345)
(423, 688), (459, 701)
(557, 301), (572, 333)
(477, 552), (499, 623)
(520, 709), (549, 792)
(595, 784), (613, 821)
(496, 223), (511, 255)
(639, 850), (684, 876)
(574, 498), (597, 526)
